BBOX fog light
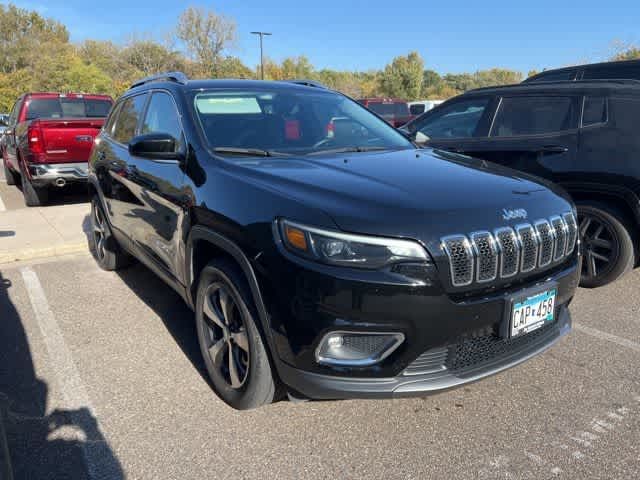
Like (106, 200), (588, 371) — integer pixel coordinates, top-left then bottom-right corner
(315, 331), (405, 366)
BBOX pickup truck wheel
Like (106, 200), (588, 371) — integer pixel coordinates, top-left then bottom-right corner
(90, 196), (133, 271)
(577, 202), (636, 288)
(196, 259), (278, 410)
(3, 159), (17, 186)
(20, 164), (48, 207)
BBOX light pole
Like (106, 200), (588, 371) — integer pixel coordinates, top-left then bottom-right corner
(251, 31), (272, 80)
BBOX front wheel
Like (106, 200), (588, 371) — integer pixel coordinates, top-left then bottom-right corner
(196, 259), (278, 409)
(577, 202), (636, 288)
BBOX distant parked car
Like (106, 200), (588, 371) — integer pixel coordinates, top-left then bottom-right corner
(408, 100), (444, 117)
(404, 79), (640, 287)
(2, 92), (113, 206)
(357, 98), (411, 127)
(524, 59), (640, 83)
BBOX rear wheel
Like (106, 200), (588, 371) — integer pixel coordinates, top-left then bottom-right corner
(20, 163), (48, 206)
(577, 202), (635, 288)
(90, 196), (133, 271)
(196, 259), (278, 410)
(3, 158), (17, 186)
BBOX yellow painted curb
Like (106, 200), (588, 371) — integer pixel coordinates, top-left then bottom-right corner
(0, 242), (89, 265)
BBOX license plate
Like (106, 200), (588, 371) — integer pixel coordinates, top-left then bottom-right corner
(511, 288), (556, 338)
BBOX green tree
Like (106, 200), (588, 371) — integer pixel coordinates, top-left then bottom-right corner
(611, 47), (640, 61)
(175, 6), (236, 77)
(380, 51), (424, 99)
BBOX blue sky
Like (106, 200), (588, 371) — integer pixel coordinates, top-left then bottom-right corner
(14, 0), (640, 74)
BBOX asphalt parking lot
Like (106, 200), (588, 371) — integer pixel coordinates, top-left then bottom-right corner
(1, 247), (639, 479)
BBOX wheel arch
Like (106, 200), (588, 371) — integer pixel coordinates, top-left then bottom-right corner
(186, 225), (270, 328)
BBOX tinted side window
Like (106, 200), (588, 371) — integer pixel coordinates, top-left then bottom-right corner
(582, 64), (640, 80)
(414, 98), (489, 139)
(141, 92), (184, 151)
(582, 96), (607, 127)
(410, 104), (425, 115)
(112, 94), (148, 144)
(526, 69), (578, 83)
(103, 102), (121, 137)
(490, 96), (576, 137)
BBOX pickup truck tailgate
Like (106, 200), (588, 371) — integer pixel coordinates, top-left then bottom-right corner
(35, 118), (104, 164)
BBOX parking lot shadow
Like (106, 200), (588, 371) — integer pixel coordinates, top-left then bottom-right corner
(14, 182), (88, 207)
(0, 270), (123, 479)
(116, 264), (211, 384)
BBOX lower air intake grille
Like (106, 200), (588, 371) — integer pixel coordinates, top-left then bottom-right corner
(445, 322), (557, 373)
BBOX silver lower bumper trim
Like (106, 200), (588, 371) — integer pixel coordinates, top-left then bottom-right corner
(30, 163), (88, 183)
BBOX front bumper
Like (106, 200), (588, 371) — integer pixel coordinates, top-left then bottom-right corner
(29, 162), (88, 186)
(259, 245), (580, 400)
(278, 307), (571, 399)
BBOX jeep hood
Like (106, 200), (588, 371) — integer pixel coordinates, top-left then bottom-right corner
(229, 148), (574, 252)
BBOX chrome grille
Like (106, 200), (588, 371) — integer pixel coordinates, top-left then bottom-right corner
(516, 224), (538, 272)
(442, 235), (474, 286)
(535, 220), (554, 267)
(494, 228), (519, 278)
(551, 216), (567, 261)
(441, 212), (577, 288)
(563, 212), (578, 255)
(471, 231), (498, 283)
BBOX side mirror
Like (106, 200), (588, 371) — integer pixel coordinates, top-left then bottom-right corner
(129, 133), (183, 161)
(0, 117), (8, 127)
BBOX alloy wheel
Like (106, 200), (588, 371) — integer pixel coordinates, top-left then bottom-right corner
(202, 283), (250, 389)
(579, 213), (618, 283)
(92, 201), (107, 261)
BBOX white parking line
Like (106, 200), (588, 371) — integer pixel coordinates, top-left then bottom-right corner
(0, 191), (5, 212)
(21, 266), (121, 479)
(574, 323), (640, 353)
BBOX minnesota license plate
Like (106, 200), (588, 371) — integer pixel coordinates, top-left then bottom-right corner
(511, 288), (556, 338)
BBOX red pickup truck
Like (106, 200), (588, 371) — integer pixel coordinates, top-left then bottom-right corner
(2, 92), (113, 206)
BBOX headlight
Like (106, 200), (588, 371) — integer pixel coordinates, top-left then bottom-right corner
(277, 219), (431, 269)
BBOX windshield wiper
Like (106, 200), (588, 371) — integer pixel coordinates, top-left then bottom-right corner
(306, 146), (390, 156)
(213, 147), (288, 157)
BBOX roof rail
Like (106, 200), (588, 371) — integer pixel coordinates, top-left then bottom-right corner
(283, 79), (328, 89)
(468, 78), (640, 93)
(130, 72), (189, 89)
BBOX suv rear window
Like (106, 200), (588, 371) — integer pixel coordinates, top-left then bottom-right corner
(490, 96), (577, 137)
(367, 102), (409, 116)
(26, 97), (113, 120)
(409, 104), (425, 115)
(526, 69), (578, 83)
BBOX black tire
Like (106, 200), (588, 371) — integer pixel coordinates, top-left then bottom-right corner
(20, 162), (48, 206)
(196, 259), (278, 410)
(89, 196), (133, 271)
(577, 201), (636, 288)
(3, 158), (17, 186)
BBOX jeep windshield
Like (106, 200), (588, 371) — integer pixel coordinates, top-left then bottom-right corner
(192, 88), (413, 156)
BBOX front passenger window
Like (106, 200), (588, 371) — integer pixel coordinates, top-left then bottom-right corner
(141, 92), (184, 151)
(112, 94), (148, 144)
(413, 98), (489, 139)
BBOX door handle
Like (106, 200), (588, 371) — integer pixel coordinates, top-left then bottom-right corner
(540, 145), (568, 154)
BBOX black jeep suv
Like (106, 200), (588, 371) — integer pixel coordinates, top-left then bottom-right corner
(88, 73), (580, 409)
(404, 80), (640, 288)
